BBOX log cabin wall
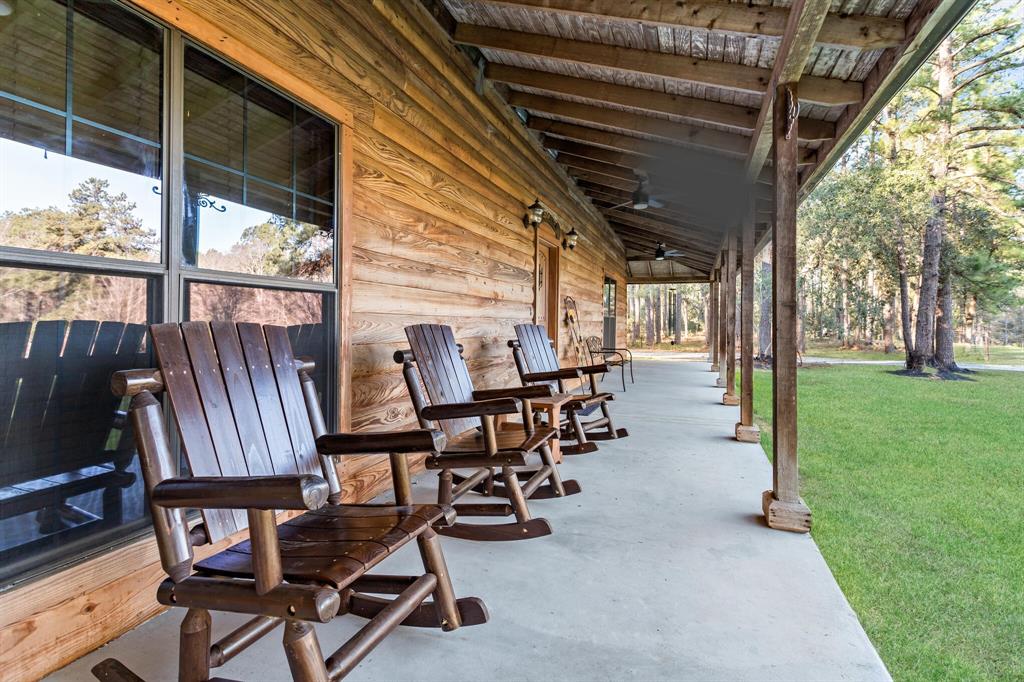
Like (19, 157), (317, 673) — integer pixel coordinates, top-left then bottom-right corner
(0, 1), (625, 680)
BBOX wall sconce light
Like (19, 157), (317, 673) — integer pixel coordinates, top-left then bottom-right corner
(524, 199), (544, 228)
(563, 226), (579, 251)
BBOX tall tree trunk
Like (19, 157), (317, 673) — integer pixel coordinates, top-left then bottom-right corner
(797, 285), (806, 354)
(882, 292), (896, 353)
(654, 286), (662, 344)
(838, 259), (849, 346)
(897, 230), (915, 365)
(910, 37), (953, 372)
(683, 298), (689, 341)
(935, 255), (960, 371)
(673, 290), (683, 343)
(758, 250), (772, 359)
(644, 288), (655, 346)
(704, 289), (711, 347)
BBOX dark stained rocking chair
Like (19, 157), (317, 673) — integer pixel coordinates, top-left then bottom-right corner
(92, 322), (486, 682)
(510, 324), (629, 456)
(394, 323), (581, 542)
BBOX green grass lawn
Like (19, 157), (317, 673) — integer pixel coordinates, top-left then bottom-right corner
(752, 366), (1023, 681)
(803, 341), (1024, 365)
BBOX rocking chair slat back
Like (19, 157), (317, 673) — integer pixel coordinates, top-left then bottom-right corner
(150, 322), (324, 543)
(404, 324), (477, 438)
(264, 325), (321, 477)
(237, 323), (303, 477)
(514, 323), (562, 385)
(150, 323), (241, 540)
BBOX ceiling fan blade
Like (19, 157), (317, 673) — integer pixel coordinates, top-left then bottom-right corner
(649, 197), (665, 208)
(607, 199), (633, 210)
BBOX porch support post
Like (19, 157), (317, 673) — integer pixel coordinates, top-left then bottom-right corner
(763, 82), (811, 532)
(716, 252), (728, 387)
(736, 210), (760, 441)
(722, 230), (739, 405)
(709, 275), (719, 370)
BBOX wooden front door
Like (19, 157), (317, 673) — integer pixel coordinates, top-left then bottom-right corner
(536, 241), (559, 336)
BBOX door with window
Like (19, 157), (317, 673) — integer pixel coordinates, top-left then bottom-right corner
(0, 0), (340, 587)
(603, 277), (617, 348)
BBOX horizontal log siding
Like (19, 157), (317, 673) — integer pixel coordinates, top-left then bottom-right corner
(0, 1), (625, 679)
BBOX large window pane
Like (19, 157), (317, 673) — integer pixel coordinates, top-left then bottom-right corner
(0, 266), (156, 585)
(0, 0), (163, 263)
(0, 0), (67, 109)
(185, 281), (332, 418)
(182, 45), (335, 282)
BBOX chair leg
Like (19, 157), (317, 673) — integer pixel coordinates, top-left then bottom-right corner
(282, 620), (328, 682)
(629, 360), (635, 383)
(501, 466), (531, 522)
(537, 444), (566, 497)
(600, 402), (623, 440)
(179, 608), (211, 682)
(438, 469), (453, 506)
(620, 364), (626, 391)
(416, 529), (461, 631)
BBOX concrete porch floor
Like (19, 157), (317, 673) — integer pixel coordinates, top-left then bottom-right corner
(50, 359), (889, 681)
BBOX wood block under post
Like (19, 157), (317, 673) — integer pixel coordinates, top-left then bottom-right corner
(734, 423), (761, 443)
(722, 392), (740, 406)
(762, 490), (811, 533)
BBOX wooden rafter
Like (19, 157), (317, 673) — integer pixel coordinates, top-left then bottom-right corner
(473, 0), (905, 50)
(746, 0), (833, 179)
(541, 136), (646, 170)
(454, 24), (863, 106)
(490, 63), (835, 142)
(509, 91), (751, 156)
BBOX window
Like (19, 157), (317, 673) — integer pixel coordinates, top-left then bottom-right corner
(0, 1), (339, 587)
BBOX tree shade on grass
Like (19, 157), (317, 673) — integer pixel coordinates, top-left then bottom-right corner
(752, 366), (1023, 680)
(802, 341), (1024, 365)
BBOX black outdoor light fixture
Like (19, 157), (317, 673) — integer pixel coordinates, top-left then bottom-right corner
(524, 199), (578, 251)
(563, 226), (579, 251)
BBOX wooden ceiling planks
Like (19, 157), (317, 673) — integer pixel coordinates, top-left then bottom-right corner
(435, 0), (942, 281)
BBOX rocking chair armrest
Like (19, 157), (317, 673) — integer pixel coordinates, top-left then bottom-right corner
(472, 385), (553, 400)
(576, 363), (610, 376)
(421, 398), (521, 421)
(316, 428), (446, 456)
(152, 475), (329, 511)
(522, 368), (583, 382)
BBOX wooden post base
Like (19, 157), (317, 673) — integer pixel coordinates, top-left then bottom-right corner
(721, 393), (740, 406)
(734, 423), (761, 442)
(715, 377), (725, 388)
(761, 490), (811, 533)
(710, 363), (719, 372)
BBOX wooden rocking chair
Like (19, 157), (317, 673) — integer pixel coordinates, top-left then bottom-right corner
(92, 322), (486, 682)
(394, 324), (581, 542)
(510, 324), (628, 456)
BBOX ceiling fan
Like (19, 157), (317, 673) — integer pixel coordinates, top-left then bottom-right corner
(654, 242), (683, 261)
(609, 172), (665, 211)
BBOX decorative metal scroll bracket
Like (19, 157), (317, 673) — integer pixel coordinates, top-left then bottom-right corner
(783, 85), (799, 141)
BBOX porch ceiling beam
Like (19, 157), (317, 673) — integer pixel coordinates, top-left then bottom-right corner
(617, 234), (716, 271)
(509, 91), (750, 156)
(453, 24), (863, 106)
(583, 186), (753, 228)
(569, 168), (774, 206)
(746, 0), (833, 179)
(541, 135), (646, 171)
(528, 117), (657, 157)
(603, 211), (727, 249)
(589, 195), (757, 237)
(490, 63), (835, 142)
(627, 276), (712, 284)
(473, 0), (905, 50)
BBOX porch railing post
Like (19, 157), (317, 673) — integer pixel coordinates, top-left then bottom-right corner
(709, 276), (719, 370)
(763, 82), (811, 532)
(716, 252), (728, 387)
(736, 210), (760, 441)
(723, 230), (739, 405)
